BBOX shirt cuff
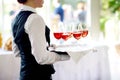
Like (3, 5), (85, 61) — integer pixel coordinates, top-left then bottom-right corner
(60, 54), (70, 61)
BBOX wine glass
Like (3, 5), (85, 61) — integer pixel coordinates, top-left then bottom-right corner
(81, 23), (88, 38)
(72, 23), (83, 40)
(61, 23), (73, 41)
(79, 23), (89, 45)
(52, 22), (65, 45)
(53, 23), (64, 40)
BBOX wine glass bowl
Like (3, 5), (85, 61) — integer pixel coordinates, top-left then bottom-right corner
(72, 31), (82, 40)
(53, 32), (63, 40)
(82, 30), (88, 37)
(61, 32), (72, 41)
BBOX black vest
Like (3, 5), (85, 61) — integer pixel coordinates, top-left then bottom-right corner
(12, 11), (55, 80)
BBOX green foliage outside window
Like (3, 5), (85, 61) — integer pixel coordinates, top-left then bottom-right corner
(100, 0), (120, 35)
(108, 0), (120, 13)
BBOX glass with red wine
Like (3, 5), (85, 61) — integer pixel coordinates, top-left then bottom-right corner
(61, 24), (73, 41)
(72, 23), (83, 40)
(79, 23), (89, 44)
(81, 23), (88, 38)
(52, 23), (64, 45)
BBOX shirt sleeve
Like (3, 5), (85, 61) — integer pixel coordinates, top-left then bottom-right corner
(25, 14), (70, 64)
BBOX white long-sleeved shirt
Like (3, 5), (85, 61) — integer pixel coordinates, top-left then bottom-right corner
(12, 5), (70, 64)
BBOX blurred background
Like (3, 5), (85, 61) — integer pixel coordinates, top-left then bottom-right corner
(1, 0), (120, 46)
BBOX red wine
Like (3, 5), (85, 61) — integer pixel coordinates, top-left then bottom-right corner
(73, 32), (82, 40)
(82, 30), (88, 37)
(61, 32), (72, 41)
(53, 32), (63, 39)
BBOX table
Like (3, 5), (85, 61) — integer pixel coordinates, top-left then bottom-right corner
(0, 49), (20, 80)
(52, 44), (111, 80)
(0, 43), (111, 80)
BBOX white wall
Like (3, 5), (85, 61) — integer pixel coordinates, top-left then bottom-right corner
(87, 0), (101, 41)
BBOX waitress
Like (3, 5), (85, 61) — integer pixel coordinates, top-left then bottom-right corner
(11, 0), (70, 80)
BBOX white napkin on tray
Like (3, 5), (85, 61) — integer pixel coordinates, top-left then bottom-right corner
(55, 44), (93, 63)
